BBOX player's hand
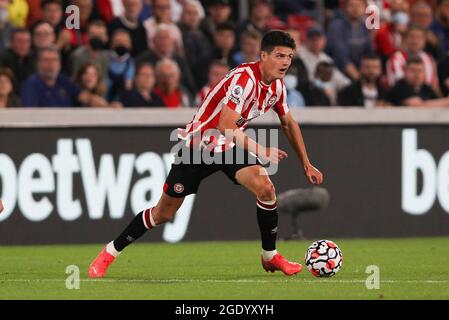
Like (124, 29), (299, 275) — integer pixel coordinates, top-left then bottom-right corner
(260, 147), (288, 164)
(304, 163), (323, 185)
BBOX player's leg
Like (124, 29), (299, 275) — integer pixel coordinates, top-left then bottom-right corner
(88, 193), (185, 278)
(235, 165), (302, 276)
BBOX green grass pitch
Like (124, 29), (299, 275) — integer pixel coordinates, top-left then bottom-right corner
(0, 237), (448, 300)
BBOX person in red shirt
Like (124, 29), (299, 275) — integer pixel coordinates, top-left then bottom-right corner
(88, 30), (323, 279)
(153, 58), (191, 108)
(374, 11), (409, 62)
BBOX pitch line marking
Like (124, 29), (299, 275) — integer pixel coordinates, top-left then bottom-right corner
(1, 279), (449, 284)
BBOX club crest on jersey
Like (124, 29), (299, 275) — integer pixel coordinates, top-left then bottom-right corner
(174, 183), (184, 194)
(268, 96), (277, 106)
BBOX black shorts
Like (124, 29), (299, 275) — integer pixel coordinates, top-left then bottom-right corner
(164, 145), (263, 198)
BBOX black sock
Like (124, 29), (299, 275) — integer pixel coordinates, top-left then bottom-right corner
(256, 199), (278, 251)
(113, 210), (151, 251)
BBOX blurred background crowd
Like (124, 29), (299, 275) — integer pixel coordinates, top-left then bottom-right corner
(0, 0), (448, 109)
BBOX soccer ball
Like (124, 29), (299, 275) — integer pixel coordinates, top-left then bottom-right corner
(305, 240), (343, 277)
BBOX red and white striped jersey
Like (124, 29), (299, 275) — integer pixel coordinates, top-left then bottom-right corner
(178, 61), (289, 153)
(386, 50), (437, 87)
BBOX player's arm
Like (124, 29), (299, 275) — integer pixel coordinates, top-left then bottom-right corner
(217, 105), (288, 164)
(279, 112), (323, 184)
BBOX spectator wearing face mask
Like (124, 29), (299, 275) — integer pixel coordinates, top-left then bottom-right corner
(68, 20), (109, 80)
(283, 71), (305, 108)
(107, 29), (136, 102)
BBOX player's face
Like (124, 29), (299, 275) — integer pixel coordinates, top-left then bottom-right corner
(261, 46), (294, 81)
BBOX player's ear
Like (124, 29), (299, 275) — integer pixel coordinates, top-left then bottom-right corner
(260, 50), (267, 61)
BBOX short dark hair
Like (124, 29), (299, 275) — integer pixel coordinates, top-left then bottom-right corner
(10, 28), (30, 41)
(361, 52), (381, 62)
(215, 21), (235, 33)
(41, 0), (63, 9)
(261, 30), (296, 53)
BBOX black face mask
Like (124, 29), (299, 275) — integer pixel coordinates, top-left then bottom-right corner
(89, 37), (105, 51)
(114, 46), (129, 57)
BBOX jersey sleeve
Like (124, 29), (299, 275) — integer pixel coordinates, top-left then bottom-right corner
(273, 80), (290, 116)
(222, 72), (255, 114)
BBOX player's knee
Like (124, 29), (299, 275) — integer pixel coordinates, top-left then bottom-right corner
(257, 181), (276, 201)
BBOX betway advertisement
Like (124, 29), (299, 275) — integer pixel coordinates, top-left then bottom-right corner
(0, 126), (448, 244)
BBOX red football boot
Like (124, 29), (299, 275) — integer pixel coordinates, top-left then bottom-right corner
(88, 247), (116, 278)
(261, 253), (302, 276)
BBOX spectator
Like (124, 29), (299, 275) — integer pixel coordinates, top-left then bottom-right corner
(108, 0), (148, 57)
(387, 57), (449, 107)
(232, 30), (261, 65)
(299, 26), (351, 95)
(237, 0), (272, 38)
(431, 0), (449, 53)
(386, 25), (438, 91)
(32, 22), (56, 50)
(73, 62), (108, 103)
(388, 0), (410, 16)
(136, 23), (197, 95)
(410, 1), (446, 61)
(438, 52), (449, 96)
(208, 21), (238, 68)
(68, 20), (109, 80)
(153, 58), (190, 108)
(143, 0), (184, 55)
(284, 70), (305, 108)
(374, 11), (409, 62)
(7, 0), (29, 28)
(120, 63), (165, 107)
(195, 60), (229, 105)
(0, 28), (35, 91)
(107, 29), (136, 101)
(200, 0), (232, 44)
(178, 0), (211, 87)
(326, 0), (373, 80)
(0, 68), (21, 108)
(26, 0), (42, 27)
(338, 53), (387, 108)
(67, 0), (95, 48)
(0, 0), (13, 51)
(313, 61), (338, 105)
(20, 46), (108, 107)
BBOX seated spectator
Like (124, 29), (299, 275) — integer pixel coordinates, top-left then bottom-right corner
(208, 22), (239, 68)
(431, 0), (449, 53)
(120, 63), (165, 107)
(232, 30), (261, 65)
(107, 29), (136, 101)
(20, 46), (108, 107)
(153, 58), (191, 108)
(313, 61), (338, 105)
(108, 0), (148, 57)
(338, 53), (388, 108)
(0, 0), (14, 51)
(195, 60), (229, 105)
(0, 28), (35, 92)
(284, 71), (305, 108)
(73, 62), (108, 104)
(326, 0), (373, 80)
(299, 26), (350, 95)
(237, 0), (272, 38)
(200, 0), (232, 44)
(386, 25), (438, 92)
(178, 0), (212, 87)
(143, 0), (184, 55)
(0, 68), (21, 108)
(68, 20), (109, 80)
(410, 1), (446, 61)
(438, 52), (449, 96)
(32, 21), (56, 51)
(374, 11), (409, 62)
(387, 57), (449, 107)
(136, 23), (197, 95)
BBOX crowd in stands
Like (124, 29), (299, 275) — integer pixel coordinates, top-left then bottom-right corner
(0, 0), (448, 109)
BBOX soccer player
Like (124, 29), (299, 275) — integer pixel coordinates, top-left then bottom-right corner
(88, 30), (323, 278)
